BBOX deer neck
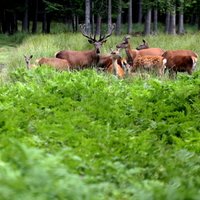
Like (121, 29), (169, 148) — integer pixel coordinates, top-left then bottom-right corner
(112, 58), (119, 76)
(87, 49), (100, 65)
(125, 43), (136, 66)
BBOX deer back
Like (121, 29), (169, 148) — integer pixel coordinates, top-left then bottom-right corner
(137, 48), (165, 56)
(55, 50), (98, 69)
(162, 50), (198, 59)
(37, 57), (70, 71)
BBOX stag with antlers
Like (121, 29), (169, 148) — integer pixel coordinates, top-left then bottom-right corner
(55, 24), (115, 69)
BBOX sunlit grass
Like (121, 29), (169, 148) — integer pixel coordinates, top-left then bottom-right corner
(5, 31), (200, 72)
(0, 28), (200, 200)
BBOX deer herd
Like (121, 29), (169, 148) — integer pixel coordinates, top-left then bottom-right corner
(24, 24), (198, 79)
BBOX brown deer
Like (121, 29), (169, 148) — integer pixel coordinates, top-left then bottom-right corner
(106, 49), (130, 78)
(24, 55), (38, 69)
(97, 54), (127, 72)
(162, 50), (198, 77)
(116, 35), (165, 67)
(162, 50), (198, 60)
(24, 55), (70, 71)
(164, 55), (197, 78)
(55, 24), (115, 69)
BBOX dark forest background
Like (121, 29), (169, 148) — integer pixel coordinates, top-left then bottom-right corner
(1, 0), (200, 35)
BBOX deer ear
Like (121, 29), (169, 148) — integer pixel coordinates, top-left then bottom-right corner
(30, 55), (33, 59)
(143, 39), (146, 44)
(102, 40), (107, 43)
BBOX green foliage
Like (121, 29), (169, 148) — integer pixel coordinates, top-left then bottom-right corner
(1, 33), (200, 199)
(0, 66), (200, 199)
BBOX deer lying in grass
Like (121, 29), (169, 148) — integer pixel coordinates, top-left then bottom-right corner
(116, 35), (165, 67)
(24, 55), (37, 69)
(55, 24), (115, 69)
(106, 49), (130, 78)
(24, 55), (70, 71)
(133, 55), (167, 76)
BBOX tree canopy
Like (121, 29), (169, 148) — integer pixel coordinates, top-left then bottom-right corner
(0, 0), (199, 35)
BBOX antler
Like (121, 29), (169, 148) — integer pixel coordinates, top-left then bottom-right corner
(123, 35), (131, 42)
(79, 23), (115, 43)
(99, 23), (116, 42)
(79, 24), (95, 42)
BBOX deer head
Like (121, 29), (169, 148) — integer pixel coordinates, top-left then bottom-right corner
(79, 23), (115, 54)
(116, 35), (131, 50)
(24, 55), (33, 69)
(136, 39), (149, 50)
(110, 48), (121, 60)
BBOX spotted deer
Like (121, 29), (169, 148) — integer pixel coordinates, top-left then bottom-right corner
(116, 35), (165, 67)
(133, 55), (167, 76)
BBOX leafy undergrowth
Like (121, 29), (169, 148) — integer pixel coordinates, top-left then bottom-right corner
(0, 67), (200, 199)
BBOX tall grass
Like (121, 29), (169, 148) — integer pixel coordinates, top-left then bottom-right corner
(5, 32), (200, 71)
(0, 32), (200, 199)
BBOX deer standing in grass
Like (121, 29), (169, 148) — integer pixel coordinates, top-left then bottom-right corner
(133, 55), (167, 76)
(162, 50), (198, 77)
(116, 36), (165, 67)
(55, 24), (115, 69)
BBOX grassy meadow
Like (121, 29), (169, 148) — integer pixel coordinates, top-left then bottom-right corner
(0, 30), (200, 200)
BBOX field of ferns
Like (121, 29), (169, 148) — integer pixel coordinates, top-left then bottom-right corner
(0, 30), (200, 200)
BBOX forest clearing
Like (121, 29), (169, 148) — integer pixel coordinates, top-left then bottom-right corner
(0, 31), (200, 199)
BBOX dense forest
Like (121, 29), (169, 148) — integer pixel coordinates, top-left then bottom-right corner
(1, 0), (200, 35)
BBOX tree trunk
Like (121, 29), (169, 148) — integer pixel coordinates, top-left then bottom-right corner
(108, 0), (112, 32)
(42, 8), (47, 33)
(178, 6), (184, 34)
(144, 8), (151, 36)
(32, 0), (38, 33)
(95, 14), (101, 35)
(165, 11), (170, 34)
(0, 9), (2, 33)
(169, 6), (176, 35)
(91, 1), (95, 35)
(85, 0), (91, 34)
(46, 14), (51, 33)
(138, 0), (142, 23)
(198, 16), (200, 30)
(72, 14), (76, 32)
(76, 16), (79, 32)
(5, 11), (11, 34)
(1, 9), (6, 33)
(128, 0), (132, 34)
(22, 0), (29, 32)
(10, 11), (17, 34)
(116, 0), (122, 35)
(153, 9), (158, 34)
